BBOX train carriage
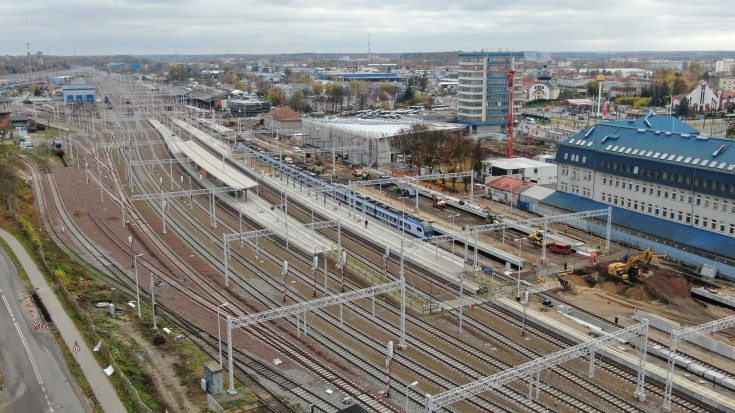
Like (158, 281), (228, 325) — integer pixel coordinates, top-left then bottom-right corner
(244, 146), (433, 238)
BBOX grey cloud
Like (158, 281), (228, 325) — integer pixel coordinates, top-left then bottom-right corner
(5, 0), (735, 55)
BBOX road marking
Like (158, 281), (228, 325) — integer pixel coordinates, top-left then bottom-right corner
(14, 321), (43, 385)
(2, 294), (13, 315)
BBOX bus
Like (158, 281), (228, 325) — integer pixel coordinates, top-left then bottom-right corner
(430, 105), (450, 111)
(522, 113), (551, 124)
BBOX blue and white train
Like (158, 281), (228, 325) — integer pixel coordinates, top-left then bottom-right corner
(242, 146), (434, 238)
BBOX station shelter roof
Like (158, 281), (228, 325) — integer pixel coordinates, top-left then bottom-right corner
(155, 119), (257, 190)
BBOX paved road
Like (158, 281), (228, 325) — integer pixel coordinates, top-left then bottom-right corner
(0, 237), (89, 412)
(0, 229), (126, 412)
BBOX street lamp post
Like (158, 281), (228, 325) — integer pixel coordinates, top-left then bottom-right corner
(398, 196), (409, 237)
(521, 291), (529, 336)
(449, 214), (460, 260)
(150, 273), (158, 330)
(449, 213), (460, 231)
(128, 235), (133, 268)
(133, 253), (143, 318)
(405, 381), (419, 412)
(514, 238), (525, 301)
(217, 302), (229, 366)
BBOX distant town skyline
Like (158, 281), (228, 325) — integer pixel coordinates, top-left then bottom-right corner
(5, 0), (735, 56)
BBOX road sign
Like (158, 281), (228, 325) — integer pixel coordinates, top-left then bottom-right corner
(72, 345), (81, 353)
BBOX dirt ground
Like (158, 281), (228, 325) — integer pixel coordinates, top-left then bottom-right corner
(116, 321), (201, 413)
(551, 260), (735, 346)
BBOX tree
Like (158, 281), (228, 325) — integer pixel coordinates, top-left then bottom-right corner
(726, 121), (735, 138)
(633, 97), (652, 108)
(650, 85), (662, 107)
(167, 64), (188, 82)
(288, 91), (311, 113)
(417, 71), (429, 93)
(266, 87), (286, 107)
(224, 70), (239, 85)
(391, 125), (480, 173)
(403, 77), (415, 105)
(349, 80), (365, 108)
(378, 82), (398, 96)
(311, 82), (324, 96)
(672, 78), (689, 95)
(586, 80), (601, 97)
(0, 161), (22, 206)
(325, 82), (345, 112)
(677, 97), (690, 118)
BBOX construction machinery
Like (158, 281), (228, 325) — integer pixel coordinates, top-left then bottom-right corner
(528, 230), (553, 247)
(607, 248), (666, 280)
(431, 194), (447, 209)
(485, 209), (502, 224)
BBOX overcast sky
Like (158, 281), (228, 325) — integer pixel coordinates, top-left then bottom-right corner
(6, 0), (735, 56)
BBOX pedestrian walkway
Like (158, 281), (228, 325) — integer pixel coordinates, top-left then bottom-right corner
(0, 229), (126, 413)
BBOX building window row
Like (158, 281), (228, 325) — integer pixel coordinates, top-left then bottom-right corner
(563, 152), (587, 164)
(599, 160), (735, 195)
(602, 174), (735, 214)
(599, 192), (735, 235)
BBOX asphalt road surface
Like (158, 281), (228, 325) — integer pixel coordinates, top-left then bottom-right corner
(0, 243), (90, 413)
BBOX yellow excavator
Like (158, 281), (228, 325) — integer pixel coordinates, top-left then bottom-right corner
(486, 209), (501, 224)
(607, 248), (666, 280)
(528, 230), (553, 247)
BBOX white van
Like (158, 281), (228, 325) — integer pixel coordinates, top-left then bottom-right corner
(19, 141), (34, 150)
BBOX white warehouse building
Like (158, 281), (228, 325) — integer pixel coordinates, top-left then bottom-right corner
(481, 157), (557, 185)
(301, 118), (462, 166)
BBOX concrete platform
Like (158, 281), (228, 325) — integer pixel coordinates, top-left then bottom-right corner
(692, 287), (735, 311)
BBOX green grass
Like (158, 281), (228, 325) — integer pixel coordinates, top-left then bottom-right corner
(30, 126), (62, 141)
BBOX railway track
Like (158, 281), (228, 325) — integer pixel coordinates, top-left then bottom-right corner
(41, 72), (732, 411)
(154, 125), (666, 412)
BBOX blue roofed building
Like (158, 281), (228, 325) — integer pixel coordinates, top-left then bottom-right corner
(550, 113), (735, 277)
(62, 84), (96, 103)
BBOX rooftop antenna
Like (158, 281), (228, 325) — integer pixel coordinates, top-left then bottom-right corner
(26, 42), (32, 77)
(367, 33), (372, 63)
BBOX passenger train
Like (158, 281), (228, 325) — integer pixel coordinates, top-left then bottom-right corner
(242, 146), (434, 238)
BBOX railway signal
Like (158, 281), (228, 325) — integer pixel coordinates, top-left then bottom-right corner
(337, 251), (346, 292)
(386, 341), (393, 398)
(311, 255), (319, 297)
(281, 261), (289, 303)
(383, 245), (390, 279)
